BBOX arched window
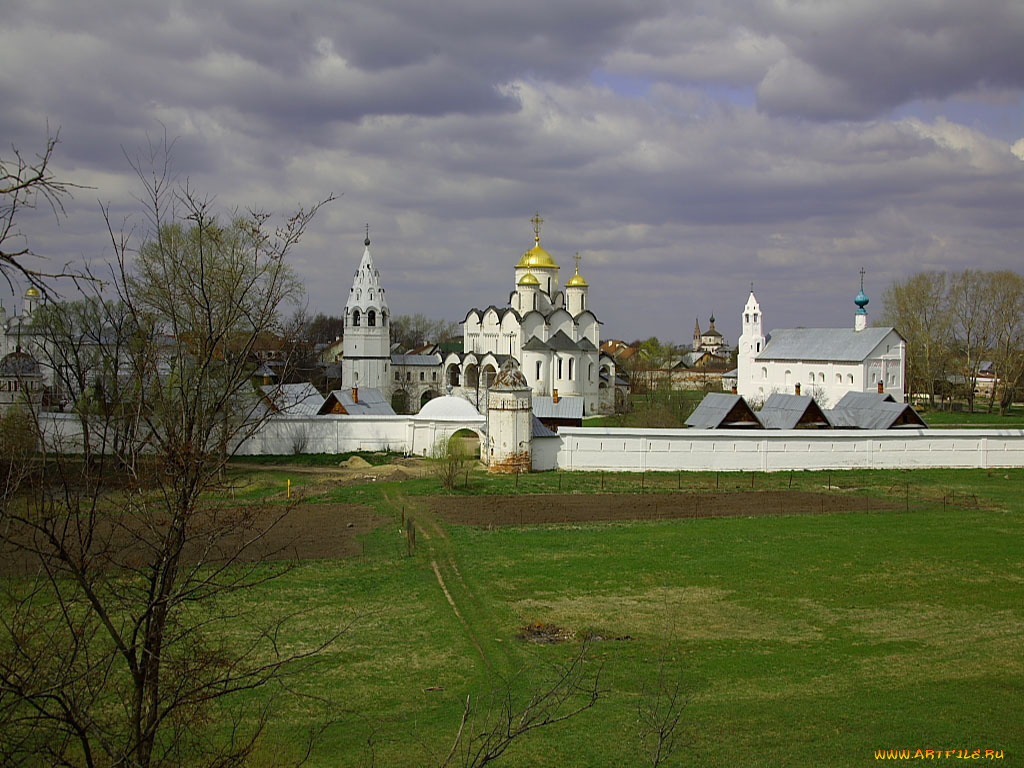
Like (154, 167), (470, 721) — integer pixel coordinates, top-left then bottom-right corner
(847, 374), (854, 385)
(745, 313), (750, 323)
(536, 360), (542, 380)
(352, 309), (361, 327)
(381, 311), (387, 326)
(568, 359), (574, 380)
(761, 367), (767, 380)
(784, 370), (792, 385)
(835, 373), (842, 384)
(368, 309), (376, 327)
(809, 371), (815, 383)
(557, 358), (563, 379)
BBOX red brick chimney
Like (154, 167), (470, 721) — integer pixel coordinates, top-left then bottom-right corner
(352, 386), (359, 403)
(794, 382), (801, 395)
(552, 388), (559, 403)
(877, 381), (884, 393)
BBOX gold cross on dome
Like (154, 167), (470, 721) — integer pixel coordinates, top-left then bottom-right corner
(574, 252), (582, 273)
(530, 212), (544, 242)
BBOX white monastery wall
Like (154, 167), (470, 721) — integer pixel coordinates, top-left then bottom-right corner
(554, 427), (1024, 472)
(35, 414), (1024, 472)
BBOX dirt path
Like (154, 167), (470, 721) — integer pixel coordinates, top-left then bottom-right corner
(389, 492), (492, 670)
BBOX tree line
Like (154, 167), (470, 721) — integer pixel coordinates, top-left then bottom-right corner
(881, 269), (1024, 414)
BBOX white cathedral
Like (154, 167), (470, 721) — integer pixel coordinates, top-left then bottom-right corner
(339, 216), (617, 416)
(736, 274), (906, 407)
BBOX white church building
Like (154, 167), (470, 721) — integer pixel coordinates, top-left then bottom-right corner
(443, 215), (616, 416)
(737, 275), (906, 407)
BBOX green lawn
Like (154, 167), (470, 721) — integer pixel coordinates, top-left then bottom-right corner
(206, 467), (1024, 766)
(919, 405), (1024, 429)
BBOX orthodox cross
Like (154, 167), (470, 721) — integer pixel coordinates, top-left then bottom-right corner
(530, 212), (544, 241)
(859, 267), (866, 291)
(574, 252), (582, 274)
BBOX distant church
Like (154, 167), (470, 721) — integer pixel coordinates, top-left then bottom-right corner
(736, 273), (906, 407)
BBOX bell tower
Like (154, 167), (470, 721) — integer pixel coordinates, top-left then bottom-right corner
(342, 228), (390, 390)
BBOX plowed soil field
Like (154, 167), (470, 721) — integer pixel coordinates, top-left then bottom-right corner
(427, 490), (890, 526)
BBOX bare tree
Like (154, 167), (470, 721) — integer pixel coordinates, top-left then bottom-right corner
(0, 142), (336, 768)
(881, 272), (952, 407)
(637, 653), (690, 767)
(438, 638), (602, 768)
(0, 129), (81, 292)
(986, 271), (1024, 415)
(948, 269), (997, 412)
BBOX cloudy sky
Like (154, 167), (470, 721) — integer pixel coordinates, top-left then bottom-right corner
(3, 0), (1023, 345)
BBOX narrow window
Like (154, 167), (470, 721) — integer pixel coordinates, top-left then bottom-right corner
(536, 360), (542, 379)
(368, 309), (376, 327)
(395, 372), (400, 381)
(352, 309), (361, 327)
(745, 313), (749, 323)
(569, 359), (574, 380)
(419, 371), (424, 381)
(558, 358), (563, 379)
(847, 374), (854, 384)
(589, 363), (593, 381)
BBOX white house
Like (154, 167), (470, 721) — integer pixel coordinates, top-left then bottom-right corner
(737, 276), (906, 407)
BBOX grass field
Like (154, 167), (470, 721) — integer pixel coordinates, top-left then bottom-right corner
(197, 466), (1024, 766)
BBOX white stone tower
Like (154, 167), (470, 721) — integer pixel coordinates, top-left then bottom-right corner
(565, 252), (588, 315)
(486, 359), (533, 473)
(737, 289), (764, 395)
(342, 230), (390, 390)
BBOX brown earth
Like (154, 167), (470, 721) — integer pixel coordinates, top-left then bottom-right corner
(0, 503), (381, 577)
(427, 490), (892, 527)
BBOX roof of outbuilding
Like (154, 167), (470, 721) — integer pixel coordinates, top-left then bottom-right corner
(532, 395), (584, 420)
(319, 387), (396, 416)
(416, 395), (483, 421)
(757, 327), (897, 362)
(390, 353), (442, 366)
(531, 414), (558, 438)
(827, 391), (927, 429)
(685, 393), (763, 429)
(757, 393), (833, 429)
(259, 382), (325, 416)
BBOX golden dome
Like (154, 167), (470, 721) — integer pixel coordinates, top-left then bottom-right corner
(515, 237), (559, 270)
(517, 272), (541, 286)
(566, 272), (588, 287)
(25, 286), (41, 298)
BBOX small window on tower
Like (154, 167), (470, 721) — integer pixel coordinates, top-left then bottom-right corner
(536, 360), (542, 379)
(368, 310), (376, 327)
(745, 313), (749, 323)
(352, 310), (360, 327)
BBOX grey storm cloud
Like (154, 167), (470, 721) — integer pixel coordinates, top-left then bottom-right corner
(1, 0), (1023, 343)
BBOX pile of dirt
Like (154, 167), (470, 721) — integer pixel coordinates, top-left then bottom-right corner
(342, 455), (372, 469)
(517, 622), (576, 644)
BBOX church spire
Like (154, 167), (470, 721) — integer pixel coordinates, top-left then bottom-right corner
(854, 268), (869, 331)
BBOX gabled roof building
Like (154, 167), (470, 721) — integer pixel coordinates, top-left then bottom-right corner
(737, 272), (906, 408)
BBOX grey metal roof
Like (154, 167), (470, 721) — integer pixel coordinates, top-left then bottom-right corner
(757, 327), (897, 363)
(532, 395), (584, 420)
(531, 414), (558, 438)
(390, 353), (442, 366)
(758, 393), (833, 429)
(259, 382), (324, 416)
(576, 337), (597, 351)
(319, 387), (396, 416)
(827, 391), (927, 429)
(685, 393), (763, 429)
(522, 336), (552, 351)
(546, 330), (579, 351)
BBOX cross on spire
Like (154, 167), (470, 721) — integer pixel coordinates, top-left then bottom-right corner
(364, 223), (370, 247)
(859, 267), (865, 291)
(530, 212), (544, 243)
(573, 251), (582, 274)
